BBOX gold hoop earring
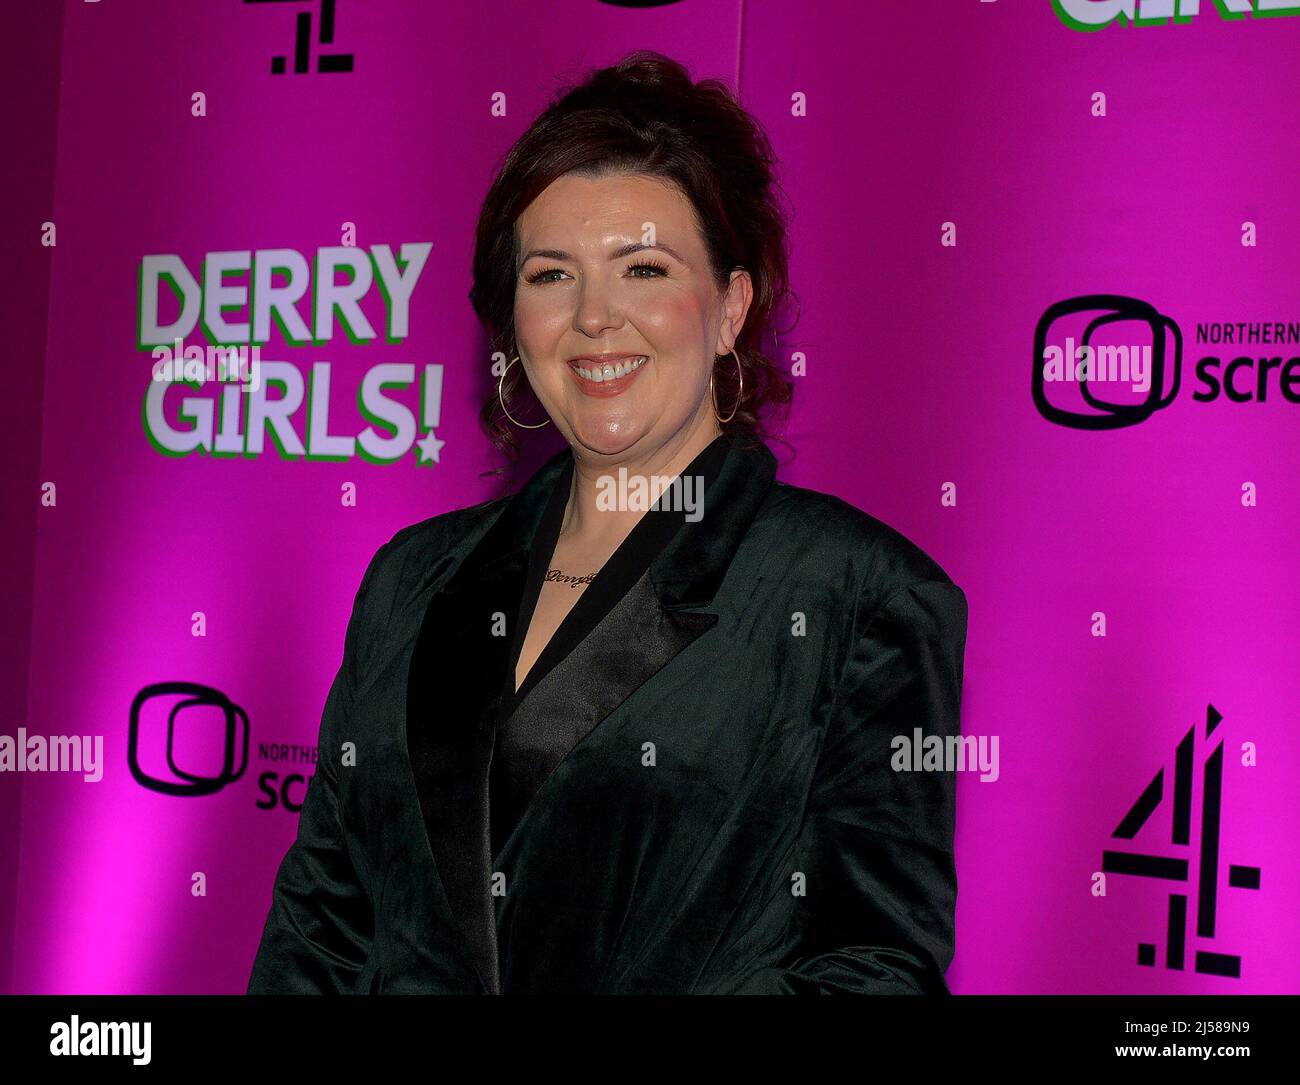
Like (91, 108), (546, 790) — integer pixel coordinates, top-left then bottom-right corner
(498, 354), (551, 429)
(709, 347), (744, 424)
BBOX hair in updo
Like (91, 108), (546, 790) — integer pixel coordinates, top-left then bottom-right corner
(468, 49), (796, 466)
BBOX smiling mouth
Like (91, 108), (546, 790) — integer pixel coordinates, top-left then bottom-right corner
(571, 356), (648, 382)
(568, 356), (649, 397)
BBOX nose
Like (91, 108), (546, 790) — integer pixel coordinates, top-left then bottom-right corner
(572, 276), (623, 339)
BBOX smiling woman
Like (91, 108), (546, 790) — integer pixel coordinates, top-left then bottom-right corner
(247, 49), (969, 996)
(510, 171), (745, 446)
(469, 53), (794, 464)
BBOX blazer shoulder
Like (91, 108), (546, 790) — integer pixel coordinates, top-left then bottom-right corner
(348, 495), (509, 626)
(762, 479), (963, 609)
(371, 495), (506, 572)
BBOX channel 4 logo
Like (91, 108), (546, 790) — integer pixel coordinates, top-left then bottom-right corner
(128, 682), (249, 797)
(1033, 295), (1183, 429)
(245, 0), (354, 75)
(1102, 703), (1260, 977)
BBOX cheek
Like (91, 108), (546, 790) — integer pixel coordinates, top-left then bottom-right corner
(513, 299), (575, 363)
(514, 293), (556, 334)
(637, 291), (711, 346)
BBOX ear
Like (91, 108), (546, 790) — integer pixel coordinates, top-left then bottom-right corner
(716, 267), (754, 354)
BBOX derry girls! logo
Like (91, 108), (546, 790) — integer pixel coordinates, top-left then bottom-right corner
(136, 239), (449, 466)
(1053, 0), (1300, 30)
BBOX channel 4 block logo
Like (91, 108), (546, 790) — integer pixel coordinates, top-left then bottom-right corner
(245, 0), (354, 75)
(1033, 295), (1182, 429)
(129, 682), (250, 797)
(1103, 704), (1260, 977)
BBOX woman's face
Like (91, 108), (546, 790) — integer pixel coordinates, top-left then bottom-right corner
(513, 172), (751, 460)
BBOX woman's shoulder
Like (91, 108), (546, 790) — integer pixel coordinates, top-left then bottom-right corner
(758, 478), (964, 606)
(333, 497), (510, 671)
(342, 496), (510, 618)
(366, 494), (509, 575)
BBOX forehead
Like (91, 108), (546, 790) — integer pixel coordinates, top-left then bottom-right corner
(516, 172), (699, 245)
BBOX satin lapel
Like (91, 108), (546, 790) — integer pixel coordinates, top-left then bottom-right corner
(405, 446), (569, 995)
(492, 435), (780, 854)
(491, 570), (719, 864)
(405, 435), (778, 994)
(648, 436), (778, 611)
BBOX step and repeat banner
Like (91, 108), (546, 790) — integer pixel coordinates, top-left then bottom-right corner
(10, 0), (1299, 993)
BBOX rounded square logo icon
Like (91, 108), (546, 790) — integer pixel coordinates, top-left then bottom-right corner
(128, 682), (249, 796)
(1033, 295), (1182, 429)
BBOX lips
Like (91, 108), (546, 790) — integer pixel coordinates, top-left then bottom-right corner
(568, 354), (649, 398)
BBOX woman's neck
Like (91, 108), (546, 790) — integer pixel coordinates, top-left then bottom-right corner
(558, 421), (724, 549)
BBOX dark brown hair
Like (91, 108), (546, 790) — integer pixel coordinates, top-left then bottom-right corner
(468, 50), (796, 467)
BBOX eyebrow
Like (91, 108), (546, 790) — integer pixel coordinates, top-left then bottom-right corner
(518, 241), (689, 269)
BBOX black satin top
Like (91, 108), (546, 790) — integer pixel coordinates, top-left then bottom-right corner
(488, 434), (730, 860)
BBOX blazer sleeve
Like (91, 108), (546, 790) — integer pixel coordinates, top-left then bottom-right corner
(245, 544), (387, 994)
(728, 576), (969, 994)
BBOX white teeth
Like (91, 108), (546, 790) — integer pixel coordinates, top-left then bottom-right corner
(575, 356), (647, 382)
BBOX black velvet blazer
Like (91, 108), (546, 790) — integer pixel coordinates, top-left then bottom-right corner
(246, 434), (969, 995)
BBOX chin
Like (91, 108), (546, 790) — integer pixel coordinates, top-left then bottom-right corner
(568, 417), (649, 459)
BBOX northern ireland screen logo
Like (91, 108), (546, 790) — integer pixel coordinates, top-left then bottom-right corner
(130, 681), (321, 813)
(1033, 295), (1300, 428)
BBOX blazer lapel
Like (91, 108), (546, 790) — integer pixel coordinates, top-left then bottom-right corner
(405, 435), (777, 994)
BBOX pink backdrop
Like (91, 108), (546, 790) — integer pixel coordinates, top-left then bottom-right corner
(8, 0), (1299, 993)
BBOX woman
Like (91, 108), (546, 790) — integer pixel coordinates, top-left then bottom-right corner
(247, 51), (968, 995)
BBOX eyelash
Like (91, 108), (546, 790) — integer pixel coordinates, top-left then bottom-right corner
(525, 260), (670, 285)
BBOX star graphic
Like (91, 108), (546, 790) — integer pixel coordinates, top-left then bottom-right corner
(415, 430), (445, 466)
